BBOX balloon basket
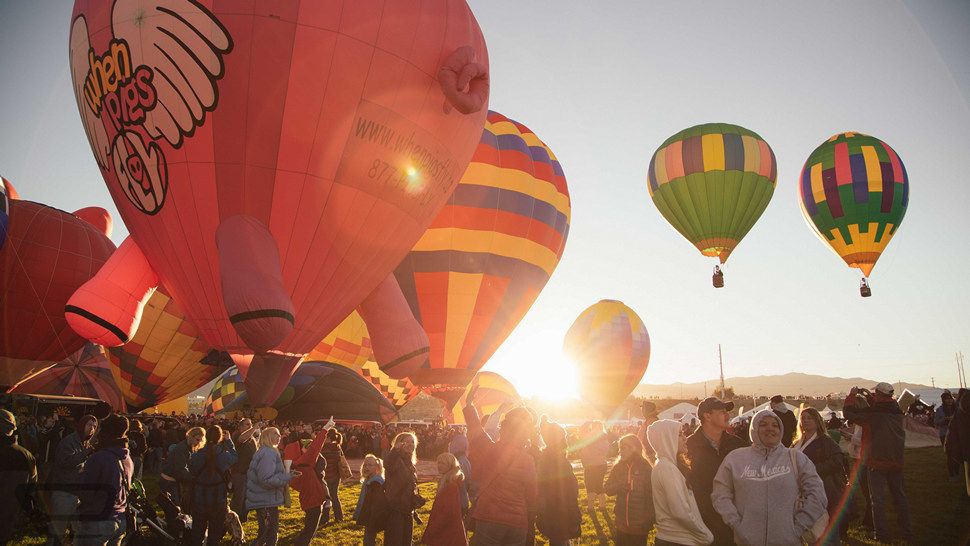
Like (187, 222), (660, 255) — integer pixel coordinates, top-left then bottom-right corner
(712, 266), (724, 288)
(860, 278), (872, 298)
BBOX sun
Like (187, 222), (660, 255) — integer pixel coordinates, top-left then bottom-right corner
(486, 340), (580, 402)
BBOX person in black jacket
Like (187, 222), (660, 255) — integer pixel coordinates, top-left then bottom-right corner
(128, 419), (148, 481)
(686, 397), (744, 546)
(535, 417), (581, 546)
(793, 407), (848, 544)
(770, 395), (798, 447)
(0, 409), (37, 544)
(384, 432), (419, 546)
(844, 383), (912, 543)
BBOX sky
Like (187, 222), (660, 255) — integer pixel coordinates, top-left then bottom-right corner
(1, 1), (969, 400)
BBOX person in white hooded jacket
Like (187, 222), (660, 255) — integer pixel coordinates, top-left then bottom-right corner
(646, 420), (713, 546)
(711, 409), (827, 546)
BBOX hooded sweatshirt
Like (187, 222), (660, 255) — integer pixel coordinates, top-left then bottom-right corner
(77, 445), (134, 521)
(711, 410), (826, 546)
(646, 420), (713, 546)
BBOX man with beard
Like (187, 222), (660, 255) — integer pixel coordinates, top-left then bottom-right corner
(686, 397), (744, 546)
(49, 414), (98, 545)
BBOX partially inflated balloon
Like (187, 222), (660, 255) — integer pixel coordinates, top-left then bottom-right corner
(12, 343), (124, 411)
(1, 199), (115, 387)
(648, 123), (776, 264)
(564, 300), (650, 416)
(106, 288), (232, 412)
(68, 0), (490, 404)
(450, 371), (521, 424)
(798, 132), (909, 279)
(394, 111), (570, 405)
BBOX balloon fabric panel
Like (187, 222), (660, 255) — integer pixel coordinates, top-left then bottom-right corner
(1, 200), (115, 365)
(394, 111), (570, 402)
(69, 0), (490, 403)
(799, 132), (908, 277)
(11, 343), (125, 411)
(648, 123), (776, 263)
(450, 371), (521, 424)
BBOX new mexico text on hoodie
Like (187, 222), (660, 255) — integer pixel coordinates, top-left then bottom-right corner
(711, 409), (826, 546)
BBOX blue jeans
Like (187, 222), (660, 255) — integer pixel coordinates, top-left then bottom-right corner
(868, 468), (912, 541)
(48, 490), (79, 544)
(470, 520), (528, 546)
(75, 518), (126, 546)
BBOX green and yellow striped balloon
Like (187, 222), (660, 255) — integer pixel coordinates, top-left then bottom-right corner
(648, 123), (777, 264)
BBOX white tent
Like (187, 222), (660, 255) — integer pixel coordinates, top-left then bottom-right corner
(658, 402), (698, 422)
(731, 401), (800, 424)
(818, 406), (843, 420)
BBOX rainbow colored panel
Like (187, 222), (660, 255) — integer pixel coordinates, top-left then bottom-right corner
(648, 123), (776, 263)
(798, 132), (908, 277)
(394, 110), (570, 402)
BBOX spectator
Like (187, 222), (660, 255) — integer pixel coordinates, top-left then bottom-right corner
(0, 409), (37, 544)
(128, 419), (147, 481)
(247, 426), (297, 546)
(770, 395), (798, 447)
(578, 420), (610, 513)
(842, 421), (873, 533)
(75, 414), (134, 546)
(288, 421), (334, 546)
(637, 400), (660, 461)
(645, 420), (712, 546)
(160, 426), (205, 508)
(686, 397), (744, 546)
(448, 430), (472, 499)
(355, 454), (388, 546)
(231, 418), (258, 522)
(793, 407), (847, 544)
(945, 389), (970, 490)
(35, 411), (64, 485)
(712, 409), (827, 546)
(147, 419), (166, 473)
(188, 425), (237, 546)
(843, 383), (912, 542)
(604, 434), (655, 546)
(384, 431), (420, 546)
(321, 428), (352, 522)
(936, 390), (957, 446)
(463, 388), (537, 546)
(534, 418), (581, 546)
(421, 452), (468, 546)
(49, 414), (98, 544)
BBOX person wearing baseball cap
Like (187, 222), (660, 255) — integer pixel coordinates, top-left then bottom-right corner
(686, 397), (744, 545)
(770, 395), (798, 448)
(844, 383), (912, 542)
(0, 409), (38, 544)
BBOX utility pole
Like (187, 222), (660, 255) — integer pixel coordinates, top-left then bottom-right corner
(931, 377), (935, 388)
(958, 351), (967, 389)
(718, 344), (726, 398)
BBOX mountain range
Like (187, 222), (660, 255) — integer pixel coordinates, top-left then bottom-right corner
(634, 372), (936, 399)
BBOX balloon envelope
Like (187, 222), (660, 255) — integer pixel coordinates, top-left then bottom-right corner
(394, 110), (570, 405)
(798, 132), (909, 277)
(648, 123), (776, 263)
(450, 371), (521, 424)
(69, 0), (490, 403)
(563, 300), (650, 416)
(106, 288), (232, 412)
(11, 343), (124, 411)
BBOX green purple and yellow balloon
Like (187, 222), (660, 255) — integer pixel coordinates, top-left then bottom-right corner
(648, 123), (777, 287)
(798, 132), (909, 296)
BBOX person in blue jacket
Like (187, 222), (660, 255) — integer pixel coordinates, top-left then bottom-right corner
(188, 425), (237, 545)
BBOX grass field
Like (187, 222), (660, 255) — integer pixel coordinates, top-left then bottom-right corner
(13, 446), (970, 544)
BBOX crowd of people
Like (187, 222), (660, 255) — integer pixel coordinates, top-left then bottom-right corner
(0, 382), (968, 545)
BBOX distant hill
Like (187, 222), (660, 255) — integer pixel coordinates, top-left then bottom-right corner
(634, 372), (934, 399)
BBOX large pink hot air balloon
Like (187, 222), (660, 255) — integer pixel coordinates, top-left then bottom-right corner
(65, 0), (490, 403)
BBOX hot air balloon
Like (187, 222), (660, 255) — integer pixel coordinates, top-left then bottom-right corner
(307, 311), (420, 410)
(391, 110), (571, 406)
(106, 288), (232, 412)
(450, 371), (521, 424)
(798, 132), (909, 297)
(1, 186), (116, 388)
(563, 300), (650, 417)
(205, 362), (397, 423)
(66, 0), (490, 404)
(647, 123), (777, 287)
(11, 343), (125, 411)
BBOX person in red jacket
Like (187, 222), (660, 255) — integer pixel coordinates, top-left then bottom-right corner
(462, 386), (538, 546)
(284, 419), (335, 546)
(421, 452), (468, 545)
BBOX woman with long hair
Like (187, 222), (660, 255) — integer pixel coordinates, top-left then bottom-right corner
(188, 425), (237, 546)
(793, 407), (847, 545)
(247, 427), (299, 546)
(646, 420), (712, 546)
(384, 432), (420, 545)
(535, 417), (581, 546)
(421, 452), (468, 545)
(321, 428), (353, 522)
(159, 426), (205, 509)
(354, 454), (387, 546)
(604, 434), (655, 546)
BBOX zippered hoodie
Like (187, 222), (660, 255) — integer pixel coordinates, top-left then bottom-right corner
(647, 420), (713, 545)
(711, 410), (826, 546)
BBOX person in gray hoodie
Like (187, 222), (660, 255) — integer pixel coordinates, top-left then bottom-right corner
(712, 409), (827, 546)
(646, 419), (713, 546)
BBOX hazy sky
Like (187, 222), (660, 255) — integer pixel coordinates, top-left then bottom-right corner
(2, 1), (969, 398)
